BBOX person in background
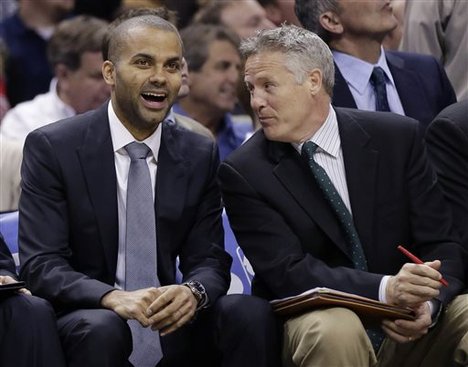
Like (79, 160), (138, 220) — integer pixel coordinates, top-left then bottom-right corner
(295, 0), (456, 133)
(194, 0), (276, 126)
(19, 14), (280, 367)
(0, 0), (74, 106)
(174, 23), (252, 160)
(0, 233), (66, 367)
(0, 15), (110, 143)
(426, 100), (468, 280)
(258, 0), (300, 26)
(218, 25), (468, 367)
(400, 0), (468, 101)
(194, 0), (275, 40)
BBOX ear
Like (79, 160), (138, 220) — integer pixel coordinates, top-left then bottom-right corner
(319, 11), (343, 35)
(55, 63), (71, 81)
(102, 60), (115, 86)
(308, 69), (323, 96)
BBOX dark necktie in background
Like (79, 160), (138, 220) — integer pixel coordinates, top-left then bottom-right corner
(301, 141), (385, 351)
(370, 66), (391, 112)
(125, 141), (163, 367)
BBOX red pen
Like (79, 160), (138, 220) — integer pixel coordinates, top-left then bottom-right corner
(397, 245), (449, 287)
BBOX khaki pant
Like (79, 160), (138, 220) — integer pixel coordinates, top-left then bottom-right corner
(282, 294), (468, 367)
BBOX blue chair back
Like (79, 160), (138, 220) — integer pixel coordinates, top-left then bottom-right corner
(0, 211), (19, 267)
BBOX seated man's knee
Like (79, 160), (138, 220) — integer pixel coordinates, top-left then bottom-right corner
(286, 307), (367, 351)
(59, 309), (131, 356)
(215, 294), (277, 332)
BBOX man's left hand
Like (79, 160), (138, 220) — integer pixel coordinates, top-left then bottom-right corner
(146, 285), (198, 336)
(381, 302), (432, 343)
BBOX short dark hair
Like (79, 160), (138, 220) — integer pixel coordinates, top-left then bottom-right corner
(295, 0), (340, 43)
(103, 14), (181, 62)
(47, 15), (108, 70)
(192, 1), (232, 26)
(180, 23), (240, 72)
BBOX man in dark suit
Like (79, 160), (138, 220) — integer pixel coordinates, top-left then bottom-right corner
(426, 100), (468, 278)
(0, 233), (66, 367)
(294, 0), (456, 132)
(19, 14), (279, 367)
(218, 25), (468, 367)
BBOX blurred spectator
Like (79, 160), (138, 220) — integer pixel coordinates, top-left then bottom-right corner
(382, 0), (405, 50)
(0, 39), (10, 121)
(0, 15), (109, 143)
(174, 23), (252, 160)
(400, 0), (468, 101)
(165, 0), (210, 29)
(73, 0), (122, 21)
(258, 0), (300, 26)
(0, 0), (75, 107)
(194, 0), (275, 39)
(295, 0), (457, 133)
(0, 138), (22, 211)
(194, 0), (276, 127)
(0, 0), (17, 22)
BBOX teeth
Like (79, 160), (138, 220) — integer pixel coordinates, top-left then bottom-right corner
(142, 92), (166, 97)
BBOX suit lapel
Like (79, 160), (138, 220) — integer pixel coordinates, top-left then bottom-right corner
(337, 109), (378, 251)
(386, 52), (429, 120)
(270, 142), (352, 259)
(156, 123), (189, 251)
(77, 104), (119, 277)
(332, 63), (358, 108)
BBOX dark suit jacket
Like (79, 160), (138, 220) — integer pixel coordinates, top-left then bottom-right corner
(218, 107), (465, 306)
(0, 234), (16, 278)
(426, 101), (468, 266)
(18, 103), (231, 310)
(332, 51), (456, 131)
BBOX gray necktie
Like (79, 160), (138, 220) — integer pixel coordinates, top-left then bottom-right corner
(370, 66), (391, 112)
(125, 142), (163, 367)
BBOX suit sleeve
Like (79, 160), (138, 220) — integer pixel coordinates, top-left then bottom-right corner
(218, 160), (383, 300)
(18, 130), (115, 309)
(426, 117), (468, 256)
(177, 141), (232, 304)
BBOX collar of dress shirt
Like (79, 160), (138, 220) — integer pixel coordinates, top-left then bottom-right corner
(107, 101), (162, 161)
(292, 105), (340, 158)
(51, 78), (76, 119)
(333, 47), (396, 94)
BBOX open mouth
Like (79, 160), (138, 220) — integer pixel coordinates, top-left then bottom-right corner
(141, 92), (167, 103)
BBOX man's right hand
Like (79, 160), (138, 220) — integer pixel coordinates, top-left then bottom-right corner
(386, 260), (443, 308)
(101, 288), (163, 327)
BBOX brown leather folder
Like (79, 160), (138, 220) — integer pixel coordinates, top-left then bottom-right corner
(271, 288), (415, 327)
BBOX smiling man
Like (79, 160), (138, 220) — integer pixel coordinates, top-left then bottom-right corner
(173, 23), (253, 160)
(19, 14), (279, 367)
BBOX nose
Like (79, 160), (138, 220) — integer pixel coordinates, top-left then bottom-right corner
(250, 89), (266, 111)
(149, 66), (166, 85)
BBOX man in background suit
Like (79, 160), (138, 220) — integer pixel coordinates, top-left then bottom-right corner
(0, 233), (66, 367)
(294, 0), (456, 132)
(426, 101), (468, 279)
(19, 14), (279, 367)
(218, 25), (468, 367)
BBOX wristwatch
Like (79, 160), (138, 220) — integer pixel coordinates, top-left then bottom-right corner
(183, 280), (207, 308)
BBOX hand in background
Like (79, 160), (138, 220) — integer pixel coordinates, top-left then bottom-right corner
(0, 275), (31, 295)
